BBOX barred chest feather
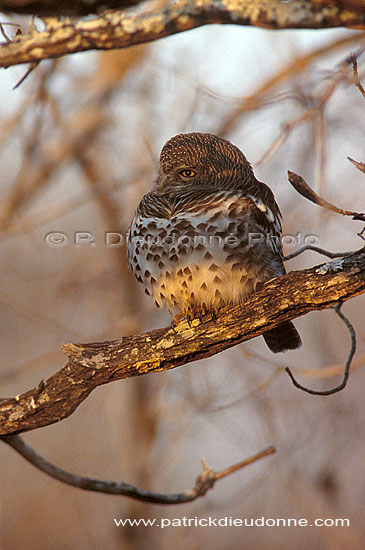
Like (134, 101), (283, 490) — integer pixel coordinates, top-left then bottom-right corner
(128, 192), (284, 314)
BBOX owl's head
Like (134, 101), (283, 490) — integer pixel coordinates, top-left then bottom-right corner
(156, 132), (253, 192)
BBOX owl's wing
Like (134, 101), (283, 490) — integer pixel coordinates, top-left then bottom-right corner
(244, 181), (285, 266)
(247, 194), (282, 234)
(246, 181), (282, 231)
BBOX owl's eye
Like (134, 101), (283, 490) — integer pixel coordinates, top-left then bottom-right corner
(179, 169), (196, 178)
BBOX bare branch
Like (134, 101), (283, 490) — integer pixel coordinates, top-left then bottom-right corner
(285, 303), (356, 394)
(284, 244), (355, 261)
(0, 248), (364, 436)
(1, 434), (275, 504)
(218, 34), (363, 137)
(351, 52), (365, 97)
(348, 156), (365, 174)
(287, 171), (365, 222)
(12, 61), (38, 88)
(0, 1), (364, 69)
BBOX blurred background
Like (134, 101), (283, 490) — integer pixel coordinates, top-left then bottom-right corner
(0, 8), (364, 549)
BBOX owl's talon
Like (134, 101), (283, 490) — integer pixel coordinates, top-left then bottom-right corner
(173, 307), (217, 327)
(185, 305), (216, 324)
(172, 312), (185, 327)
(186, 311), (195, 327)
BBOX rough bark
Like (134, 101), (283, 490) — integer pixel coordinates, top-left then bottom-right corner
(0, 0), (364, 68)
(0, 248), (364, 436)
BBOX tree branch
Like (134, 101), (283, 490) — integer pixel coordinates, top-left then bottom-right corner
(0, 0), (364, 69)
(285, 302), (356, 394)
(284, 243), (354, 260)
(0, 0), (142, 16)
(287, 171), (365, 222)
(1, 434), (275, 503)
(0, 247), (364, 436)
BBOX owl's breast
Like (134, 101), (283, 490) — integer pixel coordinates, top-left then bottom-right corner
(128, 193), (283, 314)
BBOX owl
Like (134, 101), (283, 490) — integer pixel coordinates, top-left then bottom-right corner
(127, 132), (301, 353)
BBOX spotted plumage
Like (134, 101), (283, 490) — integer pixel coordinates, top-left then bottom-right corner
(128, 132), (301, 353)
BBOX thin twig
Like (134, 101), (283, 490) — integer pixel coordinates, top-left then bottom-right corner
(218, 34), (363, 137)
(1, 434), (275, 504)
(291, 353), (365, 379)
(256, 57), (351, 169)
(12, 61), (39, 89)
(348, 156), (365, 174)
(351, 53), (365, 98)
(284, 245), (354, 261)
(314, 107), (327, 195)
(285, 303), (356, 395)
(256, 110), (315, 166)
(0, 21), (18, 43)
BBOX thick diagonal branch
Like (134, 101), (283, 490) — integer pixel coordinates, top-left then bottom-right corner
(0, 0), (364, 68)
(0, 247), (364, 436)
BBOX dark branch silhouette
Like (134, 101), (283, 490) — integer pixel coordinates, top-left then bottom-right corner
(285, 303), (356, 394)
(1, 434), (275, 504)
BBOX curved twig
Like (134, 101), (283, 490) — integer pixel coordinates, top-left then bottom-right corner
(285, 303), (356, 395)
(1, 434), (275, 504)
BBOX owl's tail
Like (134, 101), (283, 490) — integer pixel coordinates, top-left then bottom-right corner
(263, 321), (302, 353)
